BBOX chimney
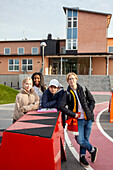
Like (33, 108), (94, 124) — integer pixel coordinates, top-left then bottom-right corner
(47, 33), (52, 40)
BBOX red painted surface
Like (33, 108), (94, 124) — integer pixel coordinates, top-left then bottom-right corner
(0, 111), (66, 170)
(110, 93), (113, 123)
(68, 102), (113, 170)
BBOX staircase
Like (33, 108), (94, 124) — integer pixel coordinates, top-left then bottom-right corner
(44, 75), (111, 92)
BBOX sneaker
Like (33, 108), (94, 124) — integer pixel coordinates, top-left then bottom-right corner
(91, 147), (98, 162)
(80, 156), (89, 168)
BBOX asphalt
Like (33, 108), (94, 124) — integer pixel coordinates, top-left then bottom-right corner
(0, 92), (113, 170)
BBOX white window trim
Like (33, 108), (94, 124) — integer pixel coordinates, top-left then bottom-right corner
(31, 47), (39, 54)
(21, 59), (33, 72)
(17, 47), (25, 55)
(8, 59), (19, 72)
(4, 47), (11, 55)
(66, 9), (78, 50)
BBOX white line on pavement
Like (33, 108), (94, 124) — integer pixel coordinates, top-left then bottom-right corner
(64, 128), (94, 170)
(96, 107), (113, 143)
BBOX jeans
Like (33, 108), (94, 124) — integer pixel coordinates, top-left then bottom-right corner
(75, 119), (93, 155)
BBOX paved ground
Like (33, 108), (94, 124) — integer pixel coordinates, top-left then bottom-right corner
(0, 92), (113, 170)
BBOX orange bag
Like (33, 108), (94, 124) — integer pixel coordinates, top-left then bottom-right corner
(65, 112), (81, 136)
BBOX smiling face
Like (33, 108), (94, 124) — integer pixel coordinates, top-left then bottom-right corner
(33, 74), (40, 87)
(49, 85), (59, 95)
(68, 74), (77, 90)
(24, 79), (32, 92)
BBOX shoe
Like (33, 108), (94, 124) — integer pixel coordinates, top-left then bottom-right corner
(91, 147), (98, 162)
(80, 156), (89, 168)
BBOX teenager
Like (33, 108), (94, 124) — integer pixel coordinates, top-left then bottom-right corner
(58, 72), (98, 168)
(42, 79), (64, 109)
(12, 77), (39, 123)
(31, 72), (46, 107)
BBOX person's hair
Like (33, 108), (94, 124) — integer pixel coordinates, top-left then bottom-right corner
(31, 72), (46, 92)
(66, 72), (78, 82)
(22, 77), (33, 88)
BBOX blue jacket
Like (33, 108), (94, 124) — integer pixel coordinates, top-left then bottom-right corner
(42, 88), (64, 108)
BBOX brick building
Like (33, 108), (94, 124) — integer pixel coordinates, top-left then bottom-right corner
(0, 7), (113, 76)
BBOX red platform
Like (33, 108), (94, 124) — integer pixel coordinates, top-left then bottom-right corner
(0, 110), (66, 170)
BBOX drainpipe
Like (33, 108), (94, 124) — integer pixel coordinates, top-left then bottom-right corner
(89, 56), (92, 75)
(107, 56), (109, 75)
(61, 57), (62, 75)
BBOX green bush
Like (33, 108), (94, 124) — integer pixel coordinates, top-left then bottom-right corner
(0, 84), (19, 104)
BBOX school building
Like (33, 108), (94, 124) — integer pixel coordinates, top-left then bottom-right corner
(0, 6), (113, 78)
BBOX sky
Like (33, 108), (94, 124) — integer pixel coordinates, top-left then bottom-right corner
(0, 0), (113, 41)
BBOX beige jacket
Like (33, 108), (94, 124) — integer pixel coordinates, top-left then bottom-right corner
(13, 87), (39, 121)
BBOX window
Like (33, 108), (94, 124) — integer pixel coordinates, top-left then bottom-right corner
(22, 59), (33, 71)
(73, 28), (77, 39)
(9, 59), (19, 71)
(67, 10), (72, 17)
(108, 46), (113, 53)
(73, 17), (77, 28)
(61, 47), (66, 54)
(67, 40), (71, 49)
(67, 39), (77, 50)
(67, 29), (72, 39)
(32, 47), (38, 54)
(4, 48), (11, 55)
(67, 18), (72, 28)
(73, 40), (77, 49)
(18, 48), (24, 55)
(66, 9), (78, 50)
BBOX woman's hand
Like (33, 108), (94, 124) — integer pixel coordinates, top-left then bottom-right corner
(75, 112), (81, 118)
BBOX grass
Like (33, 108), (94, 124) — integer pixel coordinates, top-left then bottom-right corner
(0, 84), (19, 104)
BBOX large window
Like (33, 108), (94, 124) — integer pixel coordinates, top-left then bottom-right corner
(66, 9), (78, 50)
(4, 48), (11, 55)
(32, 47), (38, 54)
(49, 57), (90, 75)
(22, 59), (33, 72)
(9, 59), (19, 71)
(18, 48), (24, 55)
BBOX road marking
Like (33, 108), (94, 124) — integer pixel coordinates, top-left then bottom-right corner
(0, 118), (12, 120)
(64, 128), (94, 170)
(0, 108), (14, 111)
(64, 101), (110, 170)
(96, 107), (113, 143)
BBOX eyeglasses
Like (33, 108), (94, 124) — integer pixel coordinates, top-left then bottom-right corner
(68, 78), (76, 81)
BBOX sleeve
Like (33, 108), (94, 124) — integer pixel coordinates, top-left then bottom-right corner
(21, 93), (40, 112)
(15, 94), (24, 112)
(58, 91), (76, 117)
(85, 87), (95, 112)
(42, 90), (57, 108)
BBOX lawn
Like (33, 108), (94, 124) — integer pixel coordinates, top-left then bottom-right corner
(0, 84), (19, 104)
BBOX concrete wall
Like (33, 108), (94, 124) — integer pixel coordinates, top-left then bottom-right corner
(0, 75), (19, 88)
(0, 74), (111, 91)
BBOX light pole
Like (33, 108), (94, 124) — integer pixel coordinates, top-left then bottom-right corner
(40, 42), (47, 75)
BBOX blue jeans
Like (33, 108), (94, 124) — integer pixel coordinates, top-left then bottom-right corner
(75, 119), (93, 155)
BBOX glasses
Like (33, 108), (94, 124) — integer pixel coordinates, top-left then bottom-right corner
(68, 78), (76, 81)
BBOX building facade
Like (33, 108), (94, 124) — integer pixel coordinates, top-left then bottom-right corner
(0, 7), (113, 76)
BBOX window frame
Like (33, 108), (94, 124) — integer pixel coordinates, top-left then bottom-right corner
(66, 9), (78, 50)
(31, 47), (38, 54)
(4, 48), (11, 55)
(8, 59), (19, 71)
(21, 59), (33, 72)
(18, 47), (24, 55)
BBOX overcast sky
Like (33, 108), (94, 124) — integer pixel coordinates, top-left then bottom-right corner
(0, 0), (113, 40)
